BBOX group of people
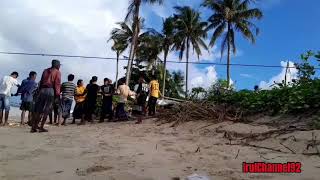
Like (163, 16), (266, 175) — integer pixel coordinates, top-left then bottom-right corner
(0, 59), (161, 133)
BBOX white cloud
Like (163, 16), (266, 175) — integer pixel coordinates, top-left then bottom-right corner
(0, 0), (237, 91)
(190, 66), (218, 89)
(259, 61), (298, 90)
(163, 44), (220, 91)
(0, 0), (128, 85)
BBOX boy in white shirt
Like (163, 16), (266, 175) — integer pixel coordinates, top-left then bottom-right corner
(0, 72), (20, 126)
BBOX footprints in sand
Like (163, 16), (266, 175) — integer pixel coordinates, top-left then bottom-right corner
(76, 165), (113, 176)
(10, 149), (48, 161)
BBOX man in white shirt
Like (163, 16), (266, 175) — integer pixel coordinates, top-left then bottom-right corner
(115, 78), (135, 121)
(0, 72), (20, 126)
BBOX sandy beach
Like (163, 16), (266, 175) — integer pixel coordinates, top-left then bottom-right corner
(0, 108), (320, 180)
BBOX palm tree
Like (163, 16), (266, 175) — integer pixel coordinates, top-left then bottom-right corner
(110, 21), (146, 79)
(125, 0), (164, 85)
(202, 0), (263, 87)
(110, 22), (134, 48)
(139, 17), (175, 96)
(172, 6), (208, 97)
(160, 17), (175, 96)
(136, 32), (163, 68)
(110, 39), (128, 88)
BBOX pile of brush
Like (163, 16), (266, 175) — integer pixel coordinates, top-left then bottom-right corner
(157, 101), (243, 127)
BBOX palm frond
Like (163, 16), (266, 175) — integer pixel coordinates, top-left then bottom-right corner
(209, 22), (226, 46)
(125, 1), (135, 22)
(235, 21), (256, 43)
(236, 8), (263, 20)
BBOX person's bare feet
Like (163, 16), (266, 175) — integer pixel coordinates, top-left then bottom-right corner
(3, 122), (9, 126)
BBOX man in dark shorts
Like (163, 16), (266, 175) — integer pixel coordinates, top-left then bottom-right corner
(85, 76), (99, 123)
(31, 60), (61, 133)
(16, 71), (38, 125)
(99, 78), (114, 122)
(48, 100), (60, 125)
(73, 79), (86, 124)
(60, 74), (76, 126)
(133, 75), (149, 124)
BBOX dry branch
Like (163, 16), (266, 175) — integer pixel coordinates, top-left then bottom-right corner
(157, 102), (242, 126)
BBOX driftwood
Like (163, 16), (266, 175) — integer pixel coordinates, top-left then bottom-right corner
(157, 101), (242, 127)
(234, 149), (240, 159)
(227, 142), (286, 153)
(217, 127), (314, 143)
(279, 142), (296, 154)
(303, 132), (320, 157)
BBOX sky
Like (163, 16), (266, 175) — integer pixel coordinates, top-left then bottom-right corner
(0, 0), (319, 91)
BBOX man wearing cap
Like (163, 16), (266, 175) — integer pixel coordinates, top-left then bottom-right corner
(31, 60), (61, 133)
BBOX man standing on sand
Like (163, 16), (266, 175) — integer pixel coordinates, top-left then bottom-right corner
(115, 78), (135, 121)
(72, 79), (86, 125)
(85, 76), (100, 123)
(133, 75), (149, 124)
(16, 71), (38, 125)
(100, 78), (114, 123)
(31, 60), (61, 133)
(60, 74), (76, 126)
(148, 75), (161, 116)
(0, 72), (20, 126)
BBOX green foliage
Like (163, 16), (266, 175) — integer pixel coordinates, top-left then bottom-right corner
(205, 51), (320, 118)
(190, 87), (207, 100)
(296, 50), (316, 84)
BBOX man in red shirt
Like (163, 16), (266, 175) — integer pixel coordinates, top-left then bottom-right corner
(31, 60), (61, 133)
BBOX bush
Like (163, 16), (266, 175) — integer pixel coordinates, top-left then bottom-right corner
(204, 51), (320, 116)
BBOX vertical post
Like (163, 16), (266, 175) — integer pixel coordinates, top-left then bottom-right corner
(284, 61), (290, 86)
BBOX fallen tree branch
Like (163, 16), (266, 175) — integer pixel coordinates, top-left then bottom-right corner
(259, 153), (284, 160)
(227, 142), (286, 153)
(279, 142), (296, 154)
(235, 149), (240, 159)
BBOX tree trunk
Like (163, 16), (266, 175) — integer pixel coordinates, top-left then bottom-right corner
(125, 3), (140, 85)
(185, 38), (190, 98)
(162, 50), (168, 96)
(227, 23), (231, 88)
(115, 52), (119, 88)
(126, 38), (134, 85)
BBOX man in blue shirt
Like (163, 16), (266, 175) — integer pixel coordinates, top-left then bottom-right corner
(16, 71), (37, 125)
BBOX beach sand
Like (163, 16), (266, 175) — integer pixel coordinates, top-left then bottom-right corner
(0, 108), (319, 180)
